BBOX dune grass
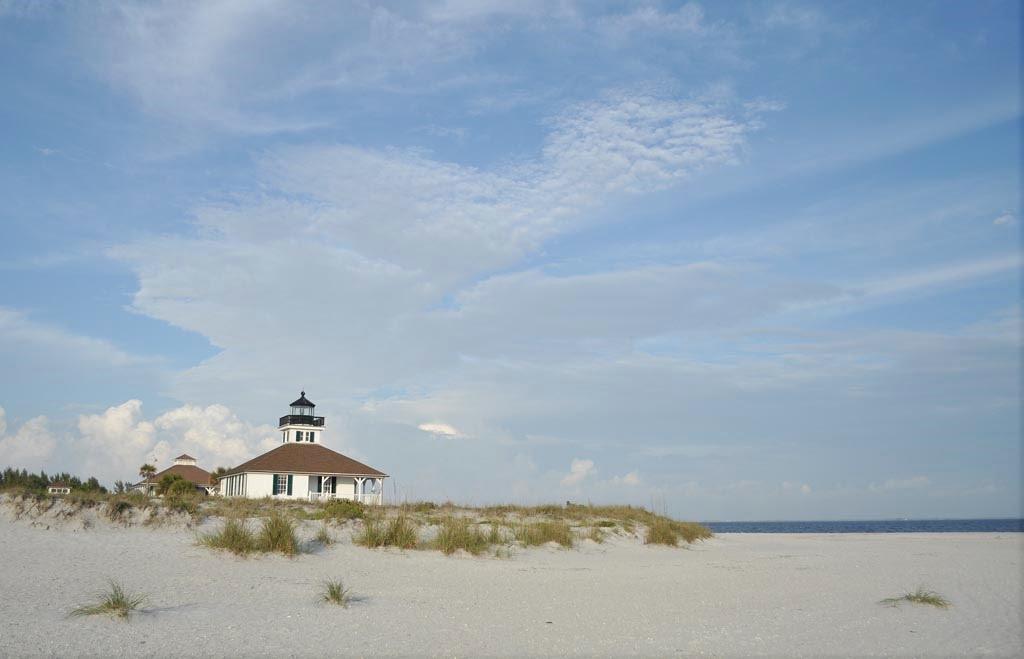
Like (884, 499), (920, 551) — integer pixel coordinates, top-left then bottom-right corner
(432, 516), (494, 555)
(514, 520), (574, 548)
(71, 581), (145, 620)
(321, 579), (352, 607)
(355, 514), (419, 549)
(645, 518), (713, 546)
(199, 514), (301, 556)
(315, 523), (334, 546)
(258, 514), (300, 556)
(583, 525), (605, 543)
(879, 586), (951, 609)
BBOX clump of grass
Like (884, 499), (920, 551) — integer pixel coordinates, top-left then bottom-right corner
(314, 499), (365, 522)
(433, 516), (492, 555)
(645, 518), (680, 546)
(879, 586), (951, 609)
(258, 514), (300, 556)
(583, 526), (605, 543)
(315, 523), (334, 546)
(644, 518), (713, 546)
(200, 517), (257, 555)
(356, 514), (419, 549)
(514, 520), (574, 548)
(71, 581), (146, 620)
(321, 579), (352, 607)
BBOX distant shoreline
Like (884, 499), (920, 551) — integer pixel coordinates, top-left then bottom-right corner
(704, 519), (1023, 533)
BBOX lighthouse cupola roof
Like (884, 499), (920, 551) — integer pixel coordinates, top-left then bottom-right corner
(290, 391), (315, 409)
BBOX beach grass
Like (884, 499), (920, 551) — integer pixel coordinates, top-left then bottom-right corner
(879, 586), (951, 609)
(321, 579), (352, 607)
(514, 520), (574, 548)
(200, 517), (258, 555)
(258, 514), (301, 556)
(71, 581), (145, 620)
(432, 516), (493, 555)
(355, 513), (419, 549)
(315, 523), (334, 546)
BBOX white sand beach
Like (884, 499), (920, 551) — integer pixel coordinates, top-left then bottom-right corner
(1, 517), (1020, 657)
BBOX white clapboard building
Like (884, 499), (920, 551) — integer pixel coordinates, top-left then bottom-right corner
(218, 392), (387, 504)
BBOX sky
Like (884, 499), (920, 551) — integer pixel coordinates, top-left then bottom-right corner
(0, 0), (1019, 521)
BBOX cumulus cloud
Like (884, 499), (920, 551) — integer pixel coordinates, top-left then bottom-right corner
(993, 212), (1016, 226)
(0, 407), (57, 472)
(417, 422), (463, 439)
(610, 470), (641, 486)
(561, 458), (595, 486)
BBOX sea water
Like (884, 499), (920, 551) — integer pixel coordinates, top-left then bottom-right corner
(702, 519), (1023, 533)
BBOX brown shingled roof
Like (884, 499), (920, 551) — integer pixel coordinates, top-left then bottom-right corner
(222, 443), (386, 478)
(143, 464), (215, 487)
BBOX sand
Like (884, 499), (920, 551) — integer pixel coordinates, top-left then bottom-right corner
(0, 518), (1020, 657)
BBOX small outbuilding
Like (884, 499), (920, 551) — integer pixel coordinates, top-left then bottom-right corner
(46, 482), (71, 495)
(135, 454), (217, 495)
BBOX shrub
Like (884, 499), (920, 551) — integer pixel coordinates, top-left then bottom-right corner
(201, 518), (257, 556)
(321, 579), (352, 607)
(584, 526), (605, 543)
(156, 473), (186, 496)
(163, 492), (202, 517)
(320, 499), (365, 521)
(258, 514), (300, 556)
(514, 521), (574, 548)
(167, 479), (195, 497)
(879, 586), (951, 609)
(71, 581), (145, 620)
(432, 516), (492, 555)
(356, 514), (419, 549)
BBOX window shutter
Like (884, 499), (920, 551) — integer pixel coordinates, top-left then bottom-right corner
(272, 474), (278, 496)
(286, 474), (293, 496)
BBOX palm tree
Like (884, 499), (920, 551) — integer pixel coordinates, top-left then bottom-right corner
(138, 463), (156, 483)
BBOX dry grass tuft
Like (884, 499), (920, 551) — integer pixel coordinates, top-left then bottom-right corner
(514, 520), (574, 548)
(321, 579), (352, 607)
(315, 523), (334, 546)
(355, 514), (419, 549)
(432, 516), (493, 555)
(879, 586), (951, 609)
(71, 581), (146, 620)
(645, 518), (680, 546)
(200, 517), (257, 555)
(257, 514), (301, 556)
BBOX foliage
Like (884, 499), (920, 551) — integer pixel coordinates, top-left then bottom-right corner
(321, 579), (352, 607)
(71, 581), (145, 620)
(200, 517), (257, 555)
(317, 498), (365, 521)
(644, 518), (679, 546)
(315, 524), (334, 546)
(156, 473), (186, 496)
(879, 587), (951, 609)
(0, 467), (107, 494)
(166, 478), (195, 497)
(138, 463), (156, 481)
(514, 521), (574, 548)
(258, 514), (300, 556)
(432, 516), (493, 555)
(355, 514), (419, 549)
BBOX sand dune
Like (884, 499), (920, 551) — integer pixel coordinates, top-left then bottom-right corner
(1, 518), (1020, 656)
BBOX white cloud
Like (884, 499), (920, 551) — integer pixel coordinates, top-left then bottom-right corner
(560, 458), (595, 486)
(993, 212), (1016, 226)
(869, 476), (931, 492)
(610, 470), (641, 486)
(417, 422), (463, 439)
(0, 407), (57, 472)
(0, 307), (152, 368)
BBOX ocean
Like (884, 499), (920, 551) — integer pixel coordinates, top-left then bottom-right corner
(702, 519), (1023, 533)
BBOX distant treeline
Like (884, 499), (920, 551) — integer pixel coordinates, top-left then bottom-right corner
(0, 467), (107, 494)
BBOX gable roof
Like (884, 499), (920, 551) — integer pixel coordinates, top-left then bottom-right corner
(222, 443), (386, 478)
(142, 464), (215, 487)
(175, 454), (196, 461)
(290, 392), (315, 408)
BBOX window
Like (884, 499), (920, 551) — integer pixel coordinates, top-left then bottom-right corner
(307, 432), (314, 442)
(274, 474), (288, 495)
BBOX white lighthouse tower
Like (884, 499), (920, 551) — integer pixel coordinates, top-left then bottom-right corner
(279, 391), (323, 444)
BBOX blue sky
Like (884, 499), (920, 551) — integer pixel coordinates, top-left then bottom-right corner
(0, 1), (1019, 520)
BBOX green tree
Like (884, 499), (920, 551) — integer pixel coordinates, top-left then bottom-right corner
(138, 463), (156, 482)
(156, 473), (186, 496)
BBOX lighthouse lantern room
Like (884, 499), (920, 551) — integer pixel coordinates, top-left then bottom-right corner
(279, 391), (325, 444)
